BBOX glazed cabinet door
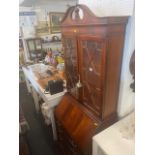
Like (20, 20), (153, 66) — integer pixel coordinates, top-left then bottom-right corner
(62, 35), (79, 99)
(78, 36), (107, 117)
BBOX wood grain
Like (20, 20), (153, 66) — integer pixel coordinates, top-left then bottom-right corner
(55, 4), (128, 155)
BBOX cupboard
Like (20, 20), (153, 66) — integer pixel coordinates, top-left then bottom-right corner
(55, 4), (128, 155)
(26, 38), (43, 61)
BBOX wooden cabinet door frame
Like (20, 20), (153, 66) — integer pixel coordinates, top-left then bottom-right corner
(78, 35), (107, 117)
(62, 34), (80, 99)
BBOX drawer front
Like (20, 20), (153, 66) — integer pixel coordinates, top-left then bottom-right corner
(56, 119), (82, 155)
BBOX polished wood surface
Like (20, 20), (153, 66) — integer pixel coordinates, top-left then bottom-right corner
(61, 4), (128, 120)
(55, 94), (102, 155)
(55, 4), (128, 155)
(78, 35), (106, 117)
(63, 35), (79, 98)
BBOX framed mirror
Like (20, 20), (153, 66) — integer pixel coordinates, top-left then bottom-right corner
(49, 12), (64, 33)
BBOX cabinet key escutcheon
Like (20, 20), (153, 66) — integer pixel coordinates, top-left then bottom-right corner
(89, 67), (93, 72)
(76, 75), (82, 88)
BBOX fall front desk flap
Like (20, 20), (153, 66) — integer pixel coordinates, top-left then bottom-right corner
(55, 93), (102, 151)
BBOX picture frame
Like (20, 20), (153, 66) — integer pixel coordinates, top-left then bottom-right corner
(35, 21), (50, 36)
(49, 12), (64, 33)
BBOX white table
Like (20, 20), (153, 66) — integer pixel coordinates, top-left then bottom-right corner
(22, 64), (65, 140)
(93, 112), (135, 155)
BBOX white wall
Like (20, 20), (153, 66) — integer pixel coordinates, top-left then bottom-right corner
(79, 0), (135, 118)
(20, 0), (77, 36)
(33, 0), (77, 22)
(118, 13), (135, 118)
(79, 0), (134, 16)
(19, 7), (37, 38)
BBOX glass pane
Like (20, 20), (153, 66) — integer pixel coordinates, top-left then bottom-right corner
(28, 40), (35, 51)
(49, 13), (64, 33)
(52, 15), (63, 26)
(35, 40), (41, 49)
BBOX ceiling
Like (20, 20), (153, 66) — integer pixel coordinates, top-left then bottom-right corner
(20, 0), (78, 7)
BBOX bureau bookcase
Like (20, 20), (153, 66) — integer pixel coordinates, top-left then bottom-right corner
(55, 4), (128, 155)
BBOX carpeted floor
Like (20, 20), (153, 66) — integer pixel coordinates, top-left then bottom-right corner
(19, 82), (60, 155)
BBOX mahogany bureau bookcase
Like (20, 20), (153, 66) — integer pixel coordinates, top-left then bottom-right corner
(54, 4), (128, 155)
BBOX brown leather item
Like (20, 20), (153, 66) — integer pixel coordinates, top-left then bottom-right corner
(55, 4), (128, 155)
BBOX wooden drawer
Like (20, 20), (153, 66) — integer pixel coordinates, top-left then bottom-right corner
(56, 118), (81, 155)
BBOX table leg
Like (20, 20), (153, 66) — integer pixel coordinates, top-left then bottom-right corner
(92, 140), (98, 155)
(25, 77), (31, 93)
(50, 108), (57, 140)
(31, 87), (40, 113)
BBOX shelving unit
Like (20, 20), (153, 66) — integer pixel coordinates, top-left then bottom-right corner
(26, 38), (43, 61)
(42, 41), (62, 50)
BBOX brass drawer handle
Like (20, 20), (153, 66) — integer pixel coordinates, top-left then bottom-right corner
(94, 123), (98, 126)
(73, 29), (78, 33)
